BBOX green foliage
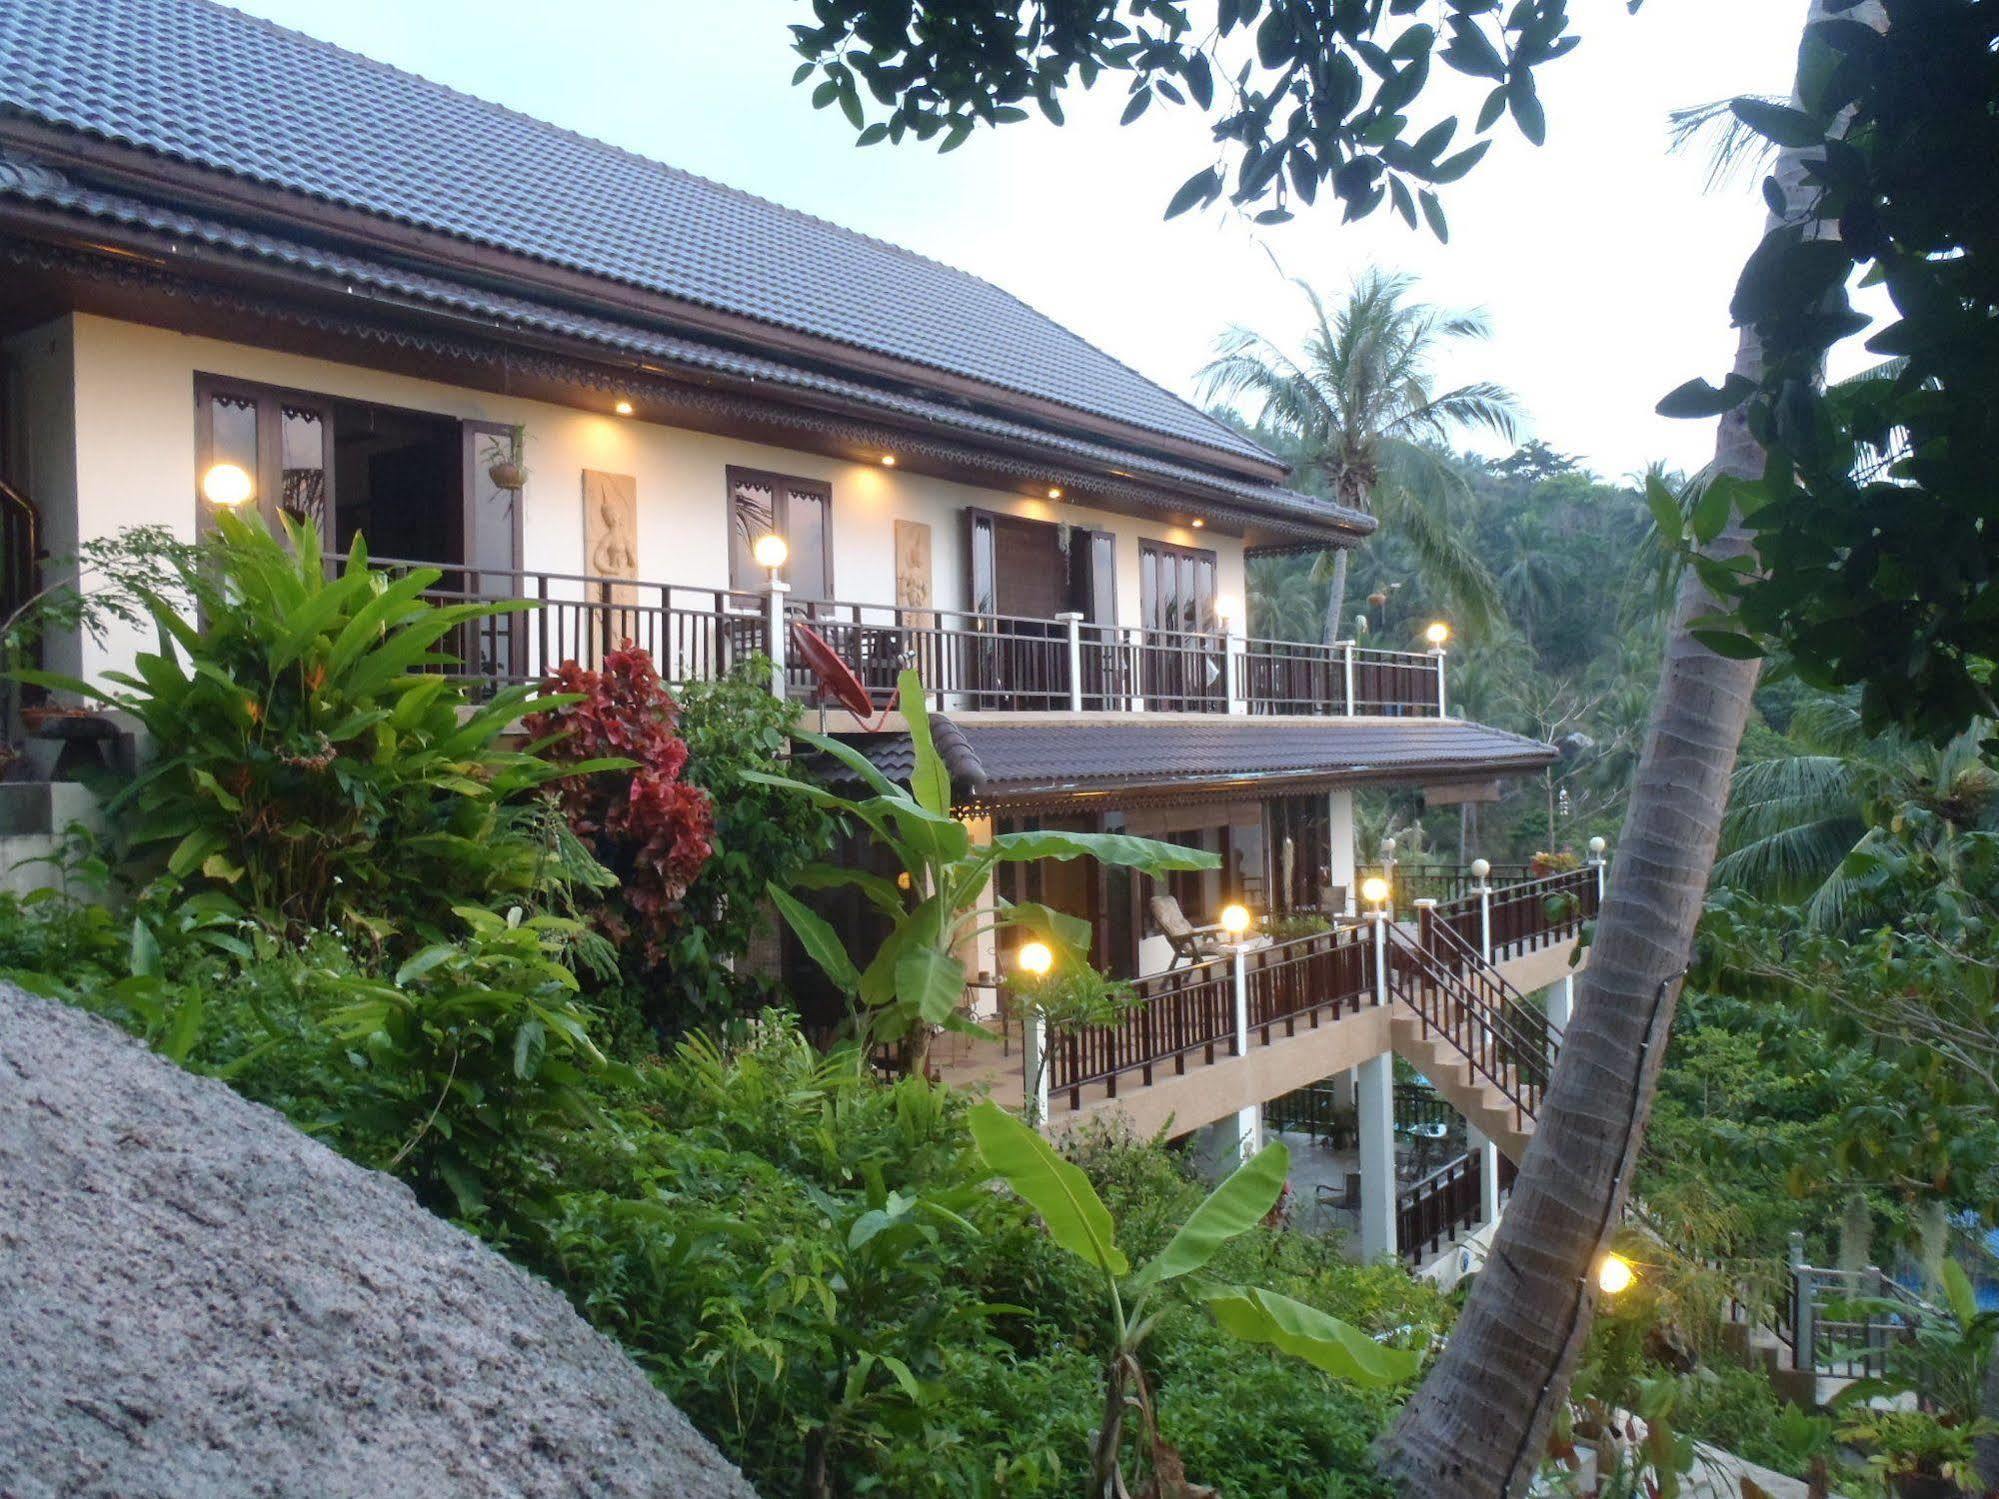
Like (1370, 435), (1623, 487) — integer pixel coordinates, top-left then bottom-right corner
(786, 1), (1583, 232)
(968, 1100), (1421, 1493)
(1836, 1406), (1993, 1494)
(317, 905), (608, 1218)
(663, 657), (836, 1027)
(1666, 7), (1999, 744)
(18, 512), (595, 952)
(759, 669), (1216, 1068)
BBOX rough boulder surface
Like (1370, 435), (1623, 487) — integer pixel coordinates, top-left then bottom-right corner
(0, 987), (758, 1499)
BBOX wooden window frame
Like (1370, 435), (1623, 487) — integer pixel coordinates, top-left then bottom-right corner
(1139, 537), (1221, 635)
(726, 465), (834, 598)
(193, 372), (337, 543)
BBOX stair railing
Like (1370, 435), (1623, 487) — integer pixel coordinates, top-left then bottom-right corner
(1385, 925), (1555, 1134)
(1420, 905), (1565, 1056)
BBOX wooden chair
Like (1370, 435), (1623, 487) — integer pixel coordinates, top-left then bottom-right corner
(1149, 894), (1229, 969)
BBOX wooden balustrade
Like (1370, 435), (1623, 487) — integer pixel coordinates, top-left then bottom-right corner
(1484, 866), (1600, 957)
(1244, 926), (1374, 1042)
(1047, 958), (1235, 1108)
(329, 552), (1448, 717)
(1396, 1149), (1517, 1264)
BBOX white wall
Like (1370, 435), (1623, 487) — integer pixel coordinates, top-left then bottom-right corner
(62, 314), (1247, 683)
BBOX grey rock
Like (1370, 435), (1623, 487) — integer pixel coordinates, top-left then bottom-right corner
(0, 987), (757, 1499)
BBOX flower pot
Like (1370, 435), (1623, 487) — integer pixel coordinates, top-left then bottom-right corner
(487, 460), (528, 492)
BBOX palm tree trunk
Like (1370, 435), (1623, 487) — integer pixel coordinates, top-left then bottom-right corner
(1321, 547), (1350, 646)
(1376, 6), (1837, 1491)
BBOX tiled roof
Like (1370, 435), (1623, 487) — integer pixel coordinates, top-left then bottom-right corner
(823, 716), (1558, 807)
(0, 0), (1276, 468)
(0, 148), (1369, 540)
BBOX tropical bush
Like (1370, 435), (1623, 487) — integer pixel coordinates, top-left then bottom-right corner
(526, 645), (713, 962)
(659, 657), (836, 1031)
(21, 512), (601, 952)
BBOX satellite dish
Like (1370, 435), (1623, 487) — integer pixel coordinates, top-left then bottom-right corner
(789, 619), (899, 729)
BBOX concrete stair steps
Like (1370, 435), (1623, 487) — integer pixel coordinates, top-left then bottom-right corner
(1389, 1008), (1535, 1162)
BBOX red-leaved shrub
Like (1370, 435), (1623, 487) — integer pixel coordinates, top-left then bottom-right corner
(527, 645), (713, 960)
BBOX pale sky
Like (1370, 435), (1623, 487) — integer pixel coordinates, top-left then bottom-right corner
(224, 0), (1813, 479)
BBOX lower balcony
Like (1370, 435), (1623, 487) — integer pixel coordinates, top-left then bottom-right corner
(344, 554), (1448, 719)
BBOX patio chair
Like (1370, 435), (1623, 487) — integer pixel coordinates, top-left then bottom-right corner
(1317, 881), (1349, 918)
(1149, 894), (1230, 969)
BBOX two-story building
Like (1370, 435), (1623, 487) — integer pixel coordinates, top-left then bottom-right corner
(0, 0), (1596, 1270)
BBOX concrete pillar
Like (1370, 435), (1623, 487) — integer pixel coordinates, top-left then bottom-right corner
(1548, 974), (1575, 1031)
(1328, 789), (1357, 918)
(1468, 1123), (1502, 1226)
(1355, 1052), (1397, 1260)
(1331, 1067), (1356, 1110)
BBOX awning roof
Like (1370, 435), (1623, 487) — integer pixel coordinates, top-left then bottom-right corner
(822, 716), (1558, 812)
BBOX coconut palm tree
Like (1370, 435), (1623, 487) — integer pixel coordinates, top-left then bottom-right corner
(1716, 698), (1999, 930)
(1379, 5), (1858, 1491)
(1199, 270), (1520, 644)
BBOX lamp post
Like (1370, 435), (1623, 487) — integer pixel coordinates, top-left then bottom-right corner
(1424, 620), (1450, 717)
(1018, 939), (1055, 1127)
(753, 533), (789, 700)
(1218, 903), (1260, 1158)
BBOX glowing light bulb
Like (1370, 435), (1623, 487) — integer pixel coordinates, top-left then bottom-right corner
(1018, 941), (1053, 977)
(614, 399), (634, 416)
(1361, 876), (1391, 908)
(1046, 486), (1062, 499)
(1220, 904), (1250, 938)
(1596, 1253), (1636, 1296)
(881, 454), (897, 467)
(752, 534), (789, 571)
(1424, 621), (1451, 648)
(200, 462), (255, 508)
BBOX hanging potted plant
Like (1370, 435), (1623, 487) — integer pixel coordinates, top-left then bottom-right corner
(484, 424), (529, 492)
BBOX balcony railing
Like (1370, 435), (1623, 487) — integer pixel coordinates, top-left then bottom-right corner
(332, 553), (1447, 718)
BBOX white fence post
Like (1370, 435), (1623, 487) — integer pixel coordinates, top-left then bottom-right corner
(1472, 857), (1493, 963)
(1589, 836), (1608, 906)
(1232, 943), (1260, 1157)
(1223, 622), (1246, 715)
(1371, 909), (1390, 1008)
(1343, 640), (1357, 717)
(1127, 626), (1146, 713)
(1432, 646), (1449, 717)
(765, 580), (791, 702)
(1056, 611), (1085, 712)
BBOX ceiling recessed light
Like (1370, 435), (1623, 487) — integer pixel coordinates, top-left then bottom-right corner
(1191, 518), (1205, 528)
(614, 399), (634, 416)
(881, 453), (897, 466)
(1047, 486), (1063, 500)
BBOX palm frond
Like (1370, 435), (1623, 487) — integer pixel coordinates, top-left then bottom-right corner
(1668, 95), (1787, 192)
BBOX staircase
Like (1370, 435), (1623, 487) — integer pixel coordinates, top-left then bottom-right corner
(1384, 919), (1563, 1164)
